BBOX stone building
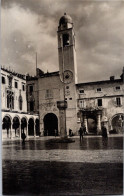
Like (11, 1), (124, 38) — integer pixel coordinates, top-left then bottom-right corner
(77, 73), (124, 134)
(26, 13), (123, 136)
(1, 67), (39, 139)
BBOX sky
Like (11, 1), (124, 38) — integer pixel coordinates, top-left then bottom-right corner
(1, 0), (124, 83)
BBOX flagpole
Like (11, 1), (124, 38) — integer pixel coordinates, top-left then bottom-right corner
(36, 52), (37, 76)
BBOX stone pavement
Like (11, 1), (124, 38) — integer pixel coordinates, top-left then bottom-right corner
(2, 135), (123, 195)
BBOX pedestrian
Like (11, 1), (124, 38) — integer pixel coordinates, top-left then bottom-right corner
(21, 132), (26, 144)
(79, 126), (83, 141)
(69, 129), (72, 137)
(101, 124), (108, 138)
(82, 124), (86, 135)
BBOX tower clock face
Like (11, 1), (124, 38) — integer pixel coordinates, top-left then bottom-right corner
(63, 70), (73, 84)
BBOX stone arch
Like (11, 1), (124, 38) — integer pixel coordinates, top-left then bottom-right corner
(3, 114), (12, 121)
(12, 116), (20, 137)
(28, 118), (34, 136)
(21, 117), (27, 134)
(86, 114), (97, 134)
(111, 113), (123, 133)
(43, 113), (58, 136)
(2, 115), (11, 138)
(35, 118), (40, 136)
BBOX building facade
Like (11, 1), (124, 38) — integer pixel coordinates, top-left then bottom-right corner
(77, 74), (124, 134)
(1, 67), (39, 139)
(2, 14), (123, 139)
(26, 14), (123, 136)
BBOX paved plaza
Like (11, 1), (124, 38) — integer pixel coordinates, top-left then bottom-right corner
(2, 135), (123, 195)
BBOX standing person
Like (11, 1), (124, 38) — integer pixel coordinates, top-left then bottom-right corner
(69, 129), (72, 137)
(21, 132), (26, 144)
(79, 126), (83, 141)
(101, 124), (108, 138)
(82, 124), (86, 135)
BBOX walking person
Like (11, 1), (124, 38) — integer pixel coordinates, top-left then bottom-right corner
(79, 126), (83, 141)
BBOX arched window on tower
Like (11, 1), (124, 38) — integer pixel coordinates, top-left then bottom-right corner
(63, 34), (69, 47)
(19, 95), (23, 110)
(2, 76), (5, 84)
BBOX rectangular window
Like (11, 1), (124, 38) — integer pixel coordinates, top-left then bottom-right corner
(30, 101), (34, 111)
(115, 86), (120, 90)
(97, 88), (102, 92)
(2, 76), (5, 84)
(116, 97), (121, 106)
(79, 89), (84, 94)
(29, 85), (33, 93)
(22, 84), (25, 91)
(98, 99), (102, 106)
(15, 81), (18, 88)
(45, 89), (53, 99)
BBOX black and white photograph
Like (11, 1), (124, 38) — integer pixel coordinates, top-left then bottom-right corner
(1, 0), (123, 195)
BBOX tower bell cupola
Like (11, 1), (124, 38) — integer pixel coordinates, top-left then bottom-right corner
(58, 13), (73, 31)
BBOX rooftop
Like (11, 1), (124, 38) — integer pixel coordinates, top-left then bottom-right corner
(1, 67), (26, 80)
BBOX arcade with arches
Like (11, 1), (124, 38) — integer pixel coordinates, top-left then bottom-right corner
(2, 113), (39, 139)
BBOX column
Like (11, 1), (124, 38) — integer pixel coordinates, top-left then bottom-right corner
(10, 122), (12, 139)
(97, 114), (101, 134)
(83, 115), (88, 133)
(57, 101), (67, 138)
(34, 121), (36, 137)
(19, 124), (21, 140)
(60, 110), (66, 137)
(26, 123), (28, 138)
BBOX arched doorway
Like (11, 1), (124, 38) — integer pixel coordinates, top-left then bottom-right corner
(28, 118), (34, 136)
(35, 119), (39, 136)
(21, 118), (27, 134)
(2, 116), (11, 138)
(44, 113), (58, 136)
(111, 114), (123, 133)
(87, 117), (97, 134)
(13, 117), (20, 137)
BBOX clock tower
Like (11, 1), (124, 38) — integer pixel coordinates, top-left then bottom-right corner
(57, 13), (78, 134)
(58, 13), (77, 84)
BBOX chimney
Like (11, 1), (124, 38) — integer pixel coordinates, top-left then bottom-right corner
(110, 76), (115, 81)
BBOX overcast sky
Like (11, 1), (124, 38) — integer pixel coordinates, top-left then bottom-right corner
(1, 0), (124, 82)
